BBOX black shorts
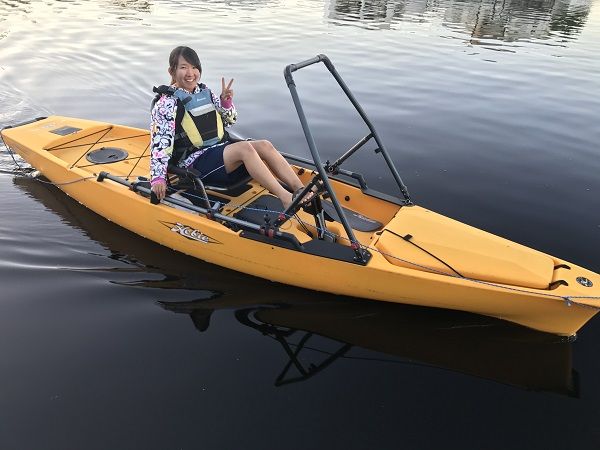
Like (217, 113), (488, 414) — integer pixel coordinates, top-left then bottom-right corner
(192, 141), (249, 186)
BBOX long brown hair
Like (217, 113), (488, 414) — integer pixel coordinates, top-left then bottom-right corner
(168, 46), (202, 84)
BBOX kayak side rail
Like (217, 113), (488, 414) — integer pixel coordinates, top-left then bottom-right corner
(1, 116), (47, 131)
(281, 150), (405, 206)
(279, 151), (314, 167)
(96, 171), (304, 250)
(281, 150), (366, 190)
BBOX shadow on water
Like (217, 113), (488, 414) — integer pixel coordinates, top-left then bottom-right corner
(14, 175), (579, 397)
(326, 0), (592, 40)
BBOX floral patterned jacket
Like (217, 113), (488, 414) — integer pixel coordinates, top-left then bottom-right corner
(150, 84), (237, 185)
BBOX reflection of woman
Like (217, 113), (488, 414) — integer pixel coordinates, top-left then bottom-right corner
(150, 46), (308, 208)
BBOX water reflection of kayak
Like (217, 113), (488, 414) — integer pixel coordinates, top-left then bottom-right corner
(3, 56), (599, 335)
(12, 175), (578, 396)
(159, 295), (577, 397)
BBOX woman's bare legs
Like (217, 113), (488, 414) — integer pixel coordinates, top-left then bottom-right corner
(246, 140), (305, 192)
(223, 141), (296, 208)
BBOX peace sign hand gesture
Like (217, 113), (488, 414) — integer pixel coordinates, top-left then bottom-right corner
(221, 77), (234, 102)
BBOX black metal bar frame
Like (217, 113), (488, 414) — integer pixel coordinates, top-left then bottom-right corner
(328, 132), (373, 173)
(286, 54), (411, 202)
(284, 54), (412, 262)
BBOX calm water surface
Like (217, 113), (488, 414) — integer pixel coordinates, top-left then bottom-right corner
(1, 0), (600, 449)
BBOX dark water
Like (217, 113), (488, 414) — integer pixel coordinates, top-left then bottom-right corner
(1, 0), (600, 449)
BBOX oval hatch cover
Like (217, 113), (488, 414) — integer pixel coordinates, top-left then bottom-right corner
(86, 147), (128, 164)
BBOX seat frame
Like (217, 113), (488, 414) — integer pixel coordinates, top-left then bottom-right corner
(166, 131), (253, 208)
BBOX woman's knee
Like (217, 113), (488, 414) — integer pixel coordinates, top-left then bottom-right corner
(253, 139), (272, 148)
(229, 141), (258, 160)
(252, 140), (278, 157)
(224, 141), (258, 170)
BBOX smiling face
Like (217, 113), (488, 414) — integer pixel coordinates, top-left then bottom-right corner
(170, 55), (201, 92)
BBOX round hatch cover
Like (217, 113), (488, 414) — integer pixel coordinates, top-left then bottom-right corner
(576, 277), (593, 287)
(86, 147), (128, 164)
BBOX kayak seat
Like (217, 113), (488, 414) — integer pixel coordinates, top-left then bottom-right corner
(167, 164), (253, 200)
(164, 130), (255, 198)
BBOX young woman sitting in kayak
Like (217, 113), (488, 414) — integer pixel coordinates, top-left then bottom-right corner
(150, 45), (310, 209)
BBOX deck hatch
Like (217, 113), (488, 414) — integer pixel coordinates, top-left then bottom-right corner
(50, 126), (82, 136)
(86, 147), (129, 164)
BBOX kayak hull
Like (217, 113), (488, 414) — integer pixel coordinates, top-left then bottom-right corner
(3, 116), (599, 336)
